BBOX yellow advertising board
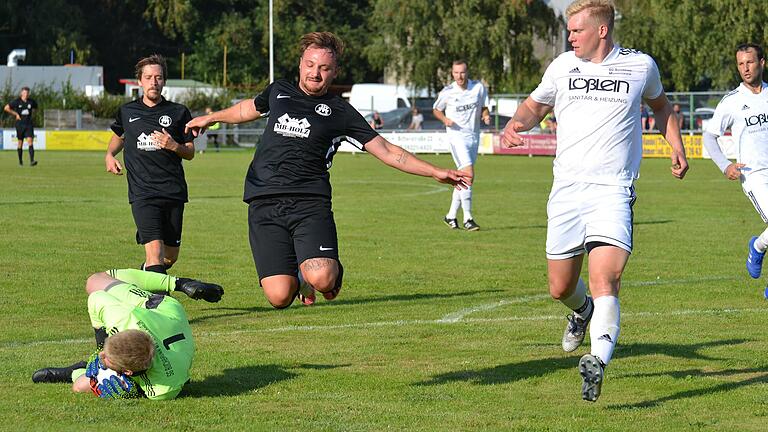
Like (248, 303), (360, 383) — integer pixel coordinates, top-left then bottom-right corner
(45, 130), (112, 150)
(642, 134), (702, 159)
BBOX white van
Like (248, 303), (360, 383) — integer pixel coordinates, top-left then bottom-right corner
(344, 84), (411, 116)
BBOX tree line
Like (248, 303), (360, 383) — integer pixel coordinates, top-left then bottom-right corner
(1, 0), (766, 97)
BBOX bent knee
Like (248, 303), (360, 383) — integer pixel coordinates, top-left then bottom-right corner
(303, 271), (337, 293)
(265, 292), (295, 309)
(85, 272), (108, 293)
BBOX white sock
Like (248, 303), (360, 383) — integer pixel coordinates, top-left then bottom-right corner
(559, 278), (592, 319)
(755, 228), (768, 252)
(590, 296), (620, 366)
(446, 189), (461, 220)
(460, 186), (473, 221)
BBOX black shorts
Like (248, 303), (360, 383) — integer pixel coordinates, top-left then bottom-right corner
(248, 195), (339, 280)
(130, 199), (185, 246)
(15, 124), (33, 140)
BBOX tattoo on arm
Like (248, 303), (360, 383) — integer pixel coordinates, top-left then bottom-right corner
(395, 151), (410, 165)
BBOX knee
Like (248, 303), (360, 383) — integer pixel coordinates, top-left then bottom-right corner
(264, 291), (295, 309)
(85, 272), (107, 294)
(303, 270), (336, 293)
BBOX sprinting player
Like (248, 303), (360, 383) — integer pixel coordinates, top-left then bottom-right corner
(703, 43), (768, 282)
(433, 60), (491, 231)
(501, 0), (688, 401)
(185, 32), (471, 309)
(105, 54), (196, 274)
(31, 268), (223, 400)
(4, 87), (39, 166)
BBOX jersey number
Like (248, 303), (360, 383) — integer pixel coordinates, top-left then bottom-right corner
(162, 333), (186, 350)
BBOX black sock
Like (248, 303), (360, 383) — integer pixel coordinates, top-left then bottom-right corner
(17, 148), (23, 164)
(29, 145), (35, 162)
(145, 264), (167, 274)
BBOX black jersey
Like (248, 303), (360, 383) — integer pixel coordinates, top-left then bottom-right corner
(111, 98), (195, 203)
(8, 97), (37, 125)
(243, 79), (378, 201)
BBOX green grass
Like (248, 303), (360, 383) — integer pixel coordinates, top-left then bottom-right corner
(1, 150), (767, 431)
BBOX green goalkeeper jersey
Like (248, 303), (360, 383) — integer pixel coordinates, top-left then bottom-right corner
(88, 283), (195, 400)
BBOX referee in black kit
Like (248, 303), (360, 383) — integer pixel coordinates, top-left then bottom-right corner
(105, 54), (196, 274)
(186, 32), (472, 309)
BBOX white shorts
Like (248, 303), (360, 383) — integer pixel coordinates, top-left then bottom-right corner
(447, 131), (479, 169)
(742, 170), (768, 223)
(546, 181), (637, 260)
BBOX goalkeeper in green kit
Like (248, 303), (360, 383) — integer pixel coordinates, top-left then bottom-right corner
(31, 269), (223, 400)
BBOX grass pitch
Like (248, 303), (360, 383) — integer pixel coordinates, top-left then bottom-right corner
(1, 150), (766, 431)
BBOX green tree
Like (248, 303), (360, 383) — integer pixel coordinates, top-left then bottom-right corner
(366, 0), (557, 93)
(615, 0), (768, 91)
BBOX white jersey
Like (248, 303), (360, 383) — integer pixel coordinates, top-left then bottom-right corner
(433, 80), (488, 136)
(530, 45), (663, 186)
(705, 82), (768, 177)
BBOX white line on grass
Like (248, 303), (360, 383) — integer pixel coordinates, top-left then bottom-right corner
(4, 306), (766, 349)
(438, 294), (551, 323)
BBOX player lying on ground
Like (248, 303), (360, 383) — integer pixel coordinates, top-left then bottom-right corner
(32, 269), (223, 400)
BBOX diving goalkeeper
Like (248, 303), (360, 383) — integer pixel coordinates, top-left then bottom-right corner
(31, 268), (223, 400)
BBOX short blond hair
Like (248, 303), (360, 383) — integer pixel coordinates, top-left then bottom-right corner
(104, 330), (155, 373)
(566, 0), (615, 33)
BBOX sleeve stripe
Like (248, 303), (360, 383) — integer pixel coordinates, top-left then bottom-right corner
(333, 135), (365, 150)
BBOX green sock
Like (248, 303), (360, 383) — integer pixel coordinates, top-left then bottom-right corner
(107, 269), (176, 294)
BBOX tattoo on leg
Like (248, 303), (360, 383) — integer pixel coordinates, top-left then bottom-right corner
(395, 151), (410, 165)
(302, 258), (333, 272)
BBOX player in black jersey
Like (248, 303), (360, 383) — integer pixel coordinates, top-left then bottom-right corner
(105, 55), (196, 274)
(4, 87), (39, 166)
(186, 32), (471, 309)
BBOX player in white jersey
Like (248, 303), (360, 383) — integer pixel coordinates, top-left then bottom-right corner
(703, 43), (768, 284)
(501, 0), (688, 402)
(433, 60), (491, 231)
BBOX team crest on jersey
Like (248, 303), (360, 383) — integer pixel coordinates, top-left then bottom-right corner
(136, 132), (160, 151)
(315, 104), (332, 116)
(274, 113), (311, 138)
(159, 115), (172, 127)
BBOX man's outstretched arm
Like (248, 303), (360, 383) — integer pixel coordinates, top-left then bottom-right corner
(363, 135), (472, 188)
(185, 99), (262, 136)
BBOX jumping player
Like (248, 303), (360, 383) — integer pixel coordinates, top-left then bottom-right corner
(433, 60), (491, 231)
(703, 43), (768, 284)
(502, 0), (688, 401)
(105, 54), (196, 274)
(31, 268), (223, 400)
(185, 32), (471, 309)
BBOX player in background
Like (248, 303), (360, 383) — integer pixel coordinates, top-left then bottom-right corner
(4, 87), (39, 166)
(703, 43), (768, 284)
(501, 0), (688, 401)
(186, 32), (471, 309)
(31, 268), (223, 400)
(105, 55), (196, 274)
(433, 60), (491, 231)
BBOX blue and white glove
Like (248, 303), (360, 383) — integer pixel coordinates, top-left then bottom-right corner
(85, 354), (135, 399)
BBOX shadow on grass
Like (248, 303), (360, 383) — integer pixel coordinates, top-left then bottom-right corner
(181, 363), (347, 397)
(188, 289), (503, 324)
(609, 366), (768, 409)
(415, 339), (747, 386)
(476, 219), (671, 232)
